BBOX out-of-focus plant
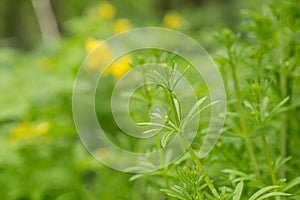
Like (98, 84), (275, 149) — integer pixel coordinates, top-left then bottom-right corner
(214, 0), (300, 199)
(0, 0), (299, 199)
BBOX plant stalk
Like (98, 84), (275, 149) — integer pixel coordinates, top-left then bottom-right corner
(229, 59), (261, 177)
(155, 134), (169, 187)
(260, 126), (277, 185)
(142, 74), (170, 187)
(279, 72), (289, 178)
(167, 90), (220, 199)
(179, 131), (220, 198)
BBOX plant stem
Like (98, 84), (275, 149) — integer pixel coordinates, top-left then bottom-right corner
(280, 113), (288, 178)
(142, 74), (170, 187)
(167, 90), (220, 199)
(279, 72), (289, 178)
(229, 59), (261, 177)
(179, 131), (220, 198)
(259, 126), (276, 185)
(259, 126), (281, 200)
(155, 134), (169, 187)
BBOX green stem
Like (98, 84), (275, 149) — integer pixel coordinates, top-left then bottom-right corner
(259, 125), (280, 200)
(179, 131), (220, 198)
(280, 113), (288, 178)
(155, 134), (169, 187)
(167, 90), (220, 199)
(142, 74), (170, 187)
(279, 72), (288, 178)
(243, 135), (260, 176)
(229, 59), (261, 177)
(260, 126), (277, 185)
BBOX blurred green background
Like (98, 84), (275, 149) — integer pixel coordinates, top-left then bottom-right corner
(0, 0), (283, 199)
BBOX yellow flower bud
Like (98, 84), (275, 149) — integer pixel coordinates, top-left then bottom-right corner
(108, 56), (131, 78)
(163, 11), (182, 30)
(98, 2), (116, 20)
(113, 18), (132, 34)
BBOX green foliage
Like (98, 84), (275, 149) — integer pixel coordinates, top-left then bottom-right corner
(0, 0), (300, 199)
(161, 165), (208, 200)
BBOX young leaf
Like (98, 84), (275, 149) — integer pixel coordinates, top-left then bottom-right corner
(249, 186), (281, 200)
(160, 188), (188, 200)
(161, 131), (175, 147)
(243, 100), (255, 112)
(271, 96), (290, 114)
(263, 96), (290, 123)
(142, 128), (161, 135)
(233, 181), (244, 200)
(274, 156), (291, 173)
(260, 96), (269, 118)
(173, 96), (181, 121)
(173, 65), (191, 89)
(186, 96), (208, 119)
(203, 191), (215, 200)
(283, 176), (300, 191)
(181, 97), (220, 129)
(137, 122), (174, 131)
(256, 192), (290, 200)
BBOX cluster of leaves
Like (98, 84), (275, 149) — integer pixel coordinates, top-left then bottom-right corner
(210, 0), (300, 198)
(161, 165), (209, 200)
(129, 0), (300, 199)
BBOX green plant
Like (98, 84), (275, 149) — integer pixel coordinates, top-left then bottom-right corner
(1, 0), (299, 199)
(128, 0), (300, 199)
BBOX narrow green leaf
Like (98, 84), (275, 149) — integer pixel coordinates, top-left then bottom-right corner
(137, 122), (174, 131)
(187, 96), (208, 119)
(274, 157), (291, 173)
(203, 191), (215, 200)
(260, 96), (269, 118)
(142, 128), (161, 135)
(181, 98), (219, 129)
(249, 186), (281, 200)
(270, 96), (290, 115)
(256, 192), (290, 200)
(243, 100), (254, 112)
(161, 131), (174, 147)
(160, 189), (187, 200)
(283, 176), (300, 191)
(173, 65), (191, 89)
(233, 181), (244, 200)
(173, 96), (181, 121)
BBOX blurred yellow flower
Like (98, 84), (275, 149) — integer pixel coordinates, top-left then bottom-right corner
(10, 121), (50, 142)
(163, 11), (182, 30)
(85, 38), (112, 70)
(109, 56), (131, 78)
(84, 38), (131, 78)
(113, 18), (132, 33)
(85, 38), (101, 52)
(98, 2), (116, 20)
